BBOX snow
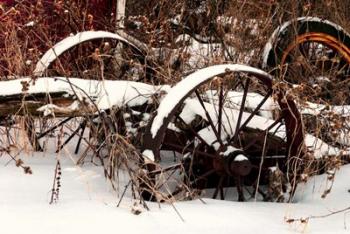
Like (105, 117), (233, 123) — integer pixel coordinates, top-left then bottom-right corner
(142, 149), (155, 162)
(1, 75), (341, 160)
(304, 134), (341, 158)
(0, 74), (349, 234)
(300, 102), (350, 117)
(167, 123), (181, 133)
(159, 94), (342, 160)
(197, 126), (221, 150)
(148, 64), (342, 159)
(25, 21), (35, 27)
(173, 34), (232, 69)
(180, 98), (283, 141)
(150, 64), (272, 138)
(3, 10), (350, 234)
(269, 166), (277, 172)
(220, 145), (239, 156)
(298, 103), (350, 147)
(2, 151), (350, 234)
(37, 103), (77, 116)
(207, 90), (276, 119)
(234, 154), (248, 161)
(34, 31), (140, 76)
(0, 77), (168, 112)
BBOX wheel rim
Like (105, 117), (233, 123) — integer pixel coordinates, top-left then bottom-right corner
(47, 39), (147, 81)
(35, 32), (149, 82)
(280, 32), (350, 105)
(281, 33), (350, 65)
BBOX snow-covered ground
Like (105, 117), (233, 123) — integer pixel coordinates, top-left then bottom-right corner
(0, 71), (349, 233)
(1, 146), (350, 234)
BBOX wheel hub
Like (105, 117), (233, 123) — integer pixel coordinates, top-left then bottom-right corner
(213, 146), (252, 177)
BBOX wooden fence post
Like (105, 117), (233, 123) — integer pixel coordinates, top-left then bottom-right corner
(116, 0), (126, 31)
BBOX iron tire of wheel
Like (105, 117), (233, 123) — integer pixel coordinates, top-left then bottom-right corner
(34, 31), (153, 82)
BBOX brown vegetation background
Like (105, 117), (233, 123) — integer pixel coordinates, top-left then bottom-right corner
(1, 0), (350, 78)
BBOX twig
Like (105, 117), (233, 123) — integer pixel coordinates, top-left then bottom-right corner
(286, 206), (350, 225)
(49, 160), (62, 204)
(117, 180), (131, 207)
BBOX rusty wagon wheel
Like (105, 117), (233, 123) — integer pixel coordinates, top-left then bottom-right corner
(140, 64), (304, 202)
(263, 17), (350, 105)
(263, 17), (350, 155)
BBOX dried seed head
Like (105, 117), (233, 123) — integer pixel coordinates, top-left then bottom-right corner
(20, 81), (29, 92)
(23, 166), (32, 175)
(285, 218), (295, 224)
(15, 159), (24, 167)
(321, 189), (331, 199)
(87, 14), (94, 25)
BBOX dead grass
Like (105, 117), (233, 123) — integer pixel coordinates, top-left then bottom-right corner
(1, 0), (350, 204)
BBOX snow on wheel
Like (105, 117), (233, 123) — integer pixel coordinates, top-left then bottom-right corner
(34, 31), (151, 82)
(140, 64), (304, 202)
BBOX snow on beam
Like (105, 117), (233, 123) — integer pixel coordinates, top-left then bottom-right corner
(0, 77), (168, 117)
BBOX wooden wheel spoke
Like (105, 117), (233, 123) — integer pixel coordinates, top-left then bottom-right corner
(229, 89), (272, 144)
(217, 81), (224, 139)
(264, 115), (284, 135)
(195, 90), (223, 146)
(36, 117), (73, 139)
(268, 121), (284, 139)
(212, 176), (225, 199)
(162, 141), (216, 159)
(231, 78), (250, 144)
(149, 163), (182, 176)
(242, 117), (282, 151)
(191, 169), (216, 185)
(175, 115), (210, 147)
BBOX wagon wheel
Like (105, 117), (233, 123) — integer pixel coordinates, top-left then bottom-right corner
(263, 17), (350, 105)
(30, 32), (153, 153)
(34, 31), (152, 82)
(140, 64), (304, 202)
(263, 17), (350, 155)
